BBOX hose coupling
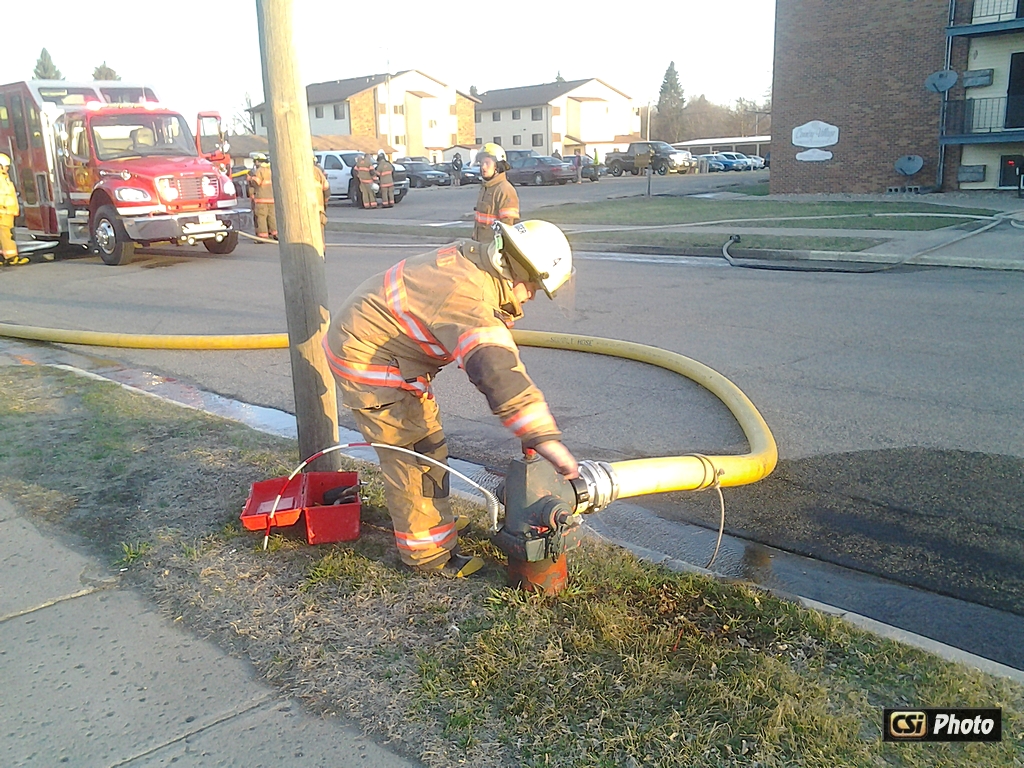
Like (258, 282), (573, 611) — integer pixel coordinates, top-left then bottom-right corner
(575, 460), (618, 514)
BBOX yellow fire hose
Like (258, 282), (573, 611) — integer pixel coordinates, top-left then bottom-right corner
(0, 324), (777, 494)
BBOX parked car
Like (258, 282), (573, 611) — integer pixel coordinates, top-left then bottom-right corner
(604, 141), (695, 176)
(716, 152), (753, 171)
(746, 154), (766, 169)
(697, 154), (727, 172)
(504, 149), (540, 163)
(404, 161), (451, 188)
(395, 156), (431, 165)
(313, 150), (410, 207)
(764, 151), (771, 169)
(506, 155), (575, 185)
(434, 162), (481, 184)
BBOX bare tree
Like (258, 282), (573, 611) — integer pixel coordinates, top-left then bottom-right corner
(232, 93), (258, 135)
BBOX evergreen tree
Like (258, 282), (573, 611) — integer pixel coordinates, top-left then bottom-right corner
(93, 62), (120, 81)
(33, 48), (63, 80)
(654, 61), (686, 142)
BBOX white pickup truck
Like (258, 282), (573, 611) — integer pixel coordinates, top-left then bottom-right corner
(313, 151), (410, 208)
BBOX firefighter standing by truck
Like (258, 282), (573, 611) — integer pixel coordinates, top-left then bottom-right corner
(473, 143), (519, 244)
(354, 153), (378, 209)
(0, 154), (27, 266)
(323, 220), (578, 578)
(249, 153), (277, 240)
(375, 152), (396, 208)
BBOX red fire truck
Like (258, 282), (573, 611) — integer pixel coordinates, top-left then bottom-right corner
(0, 80), (250, 265)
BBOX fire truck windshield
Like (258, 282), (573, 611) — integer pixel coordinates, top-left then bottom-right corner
(90, 113), (197, 161)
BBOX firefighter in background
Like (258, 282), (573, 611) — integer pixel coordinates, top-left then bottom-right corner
(323, 220), (578, 577)
(472, 143), (519, 244)
(375, 152), (395, 208)
(249, 153), (277, 240)
(354, 152), (378, 209)
(0, 154), (27, 266)
(312, 156), (330, 241)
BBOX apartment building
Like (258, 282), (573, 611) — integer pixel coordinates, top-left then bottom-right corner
(473, 79), (640, 159)
(250, 71), (478, 161)
(771, 0), (1024, 193)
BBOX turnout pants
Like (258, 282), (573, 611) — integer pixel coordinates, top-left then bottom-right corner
(380, 184), (394, 207)
(359, 181), (377, 208)
(348, 387), (455, 569)
(253, 202), (277, 237)
(1, 215), (17, 262)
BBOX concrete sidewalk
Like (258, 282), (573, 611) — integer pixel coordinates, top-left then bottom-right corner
(0, 499), (422, 768)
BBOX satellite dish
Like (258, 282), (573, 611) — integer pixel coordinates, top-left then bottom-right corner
(925, 70), (958, 93)
(895, 155), (925, 176)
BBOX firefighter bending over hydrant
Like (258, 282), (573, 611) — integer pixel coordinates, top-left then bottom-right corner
(0, 154), (27, 266)
(323, 220), (578, 577)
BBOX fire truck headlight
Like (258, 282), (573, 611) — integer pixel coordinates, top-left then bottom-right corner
(201, 176), (218, 197)
(115, 187), (152, 203)
(221, 179), (236, 197)
(156, 177), (179, 201)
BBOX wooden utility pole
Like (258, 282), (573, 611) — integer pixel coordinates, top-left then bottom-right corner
(256, 0), (340, 471)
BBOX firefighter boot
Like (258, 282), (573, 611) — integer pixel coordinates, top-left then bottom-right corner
(416, 550), (484, 578)
(4, 255), (29, 266)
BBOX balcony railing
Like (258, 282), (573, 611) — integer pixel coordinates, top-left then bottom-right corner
(943, 96), (1024, 136)
(972, 0), (1021, 24)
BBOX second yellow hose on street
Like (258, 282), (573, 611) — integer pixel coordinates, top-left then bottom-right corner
(0, 324), (778, 496)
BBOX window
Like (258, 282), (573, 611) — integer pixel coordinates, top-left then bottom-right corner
(531, 133), (543, 147)
(531, 107), (542, 121)
(451, 133), (458, 144)
(0, 95), (8, 128)
(492, 111), (501, 121)
(393, 105), (404, 115)
(512, 134), (522, 145)
(314, 105), (323, 119)
(9, 94), (27, 151)
(379, 104), (387, 114)
(450, 105), (457, 115)
(552, 106), (561, 116)
(512, 109), (520, 120)
(259, 113), (264, 127)
(493, 136), (502, 145)
(475, 137), (481, 145)
(552, 132), (561, 142)
(68, 119), (89, 159)
(334, 104), (345, 120)
(428, 119), (437, 128)
(393, 135), (405, 145)
(28, 104), (43, 148)
(324, 155), (344, 170)
(475, 112), (481, 123)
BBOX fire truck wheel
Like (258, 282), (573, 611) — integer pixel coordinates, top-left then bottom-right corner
(203, 231), (239, 254)
(92, 205), (136, 266)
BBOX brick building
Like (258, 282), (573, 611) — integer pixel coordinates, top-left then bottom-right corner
(771, 0), (1024, 194)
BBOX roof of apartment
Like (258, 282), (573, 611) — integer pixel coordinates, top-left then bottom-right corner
(475, 79), (631, 110)
(252, 70), (459, 111)
(228, 133), (395, 156)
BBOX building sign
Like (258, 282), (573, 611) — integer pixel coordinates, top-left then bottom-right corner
(796, 148), (833, 162)
(792, 120), (840, 148)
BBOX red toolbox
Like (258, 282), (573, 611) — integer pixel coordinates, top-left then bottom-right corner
(241, 471), (361, 545)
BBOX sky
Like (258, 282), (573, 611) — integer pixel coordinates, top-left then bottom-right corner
(1, 0), (776, 133)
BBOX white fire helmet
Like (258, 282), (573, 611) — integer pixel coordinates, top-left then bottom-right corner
(0, 153), (10, 169)
(492, 220), (575, 302)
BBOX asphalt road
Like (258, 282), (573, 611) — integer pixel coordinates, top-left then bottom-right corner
(3, 169), (1023, 623)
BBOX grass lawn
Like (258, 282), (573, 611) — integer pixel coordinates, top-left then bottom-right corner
(5, 365), (1020, 767)
(530, 198), (998, 231)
